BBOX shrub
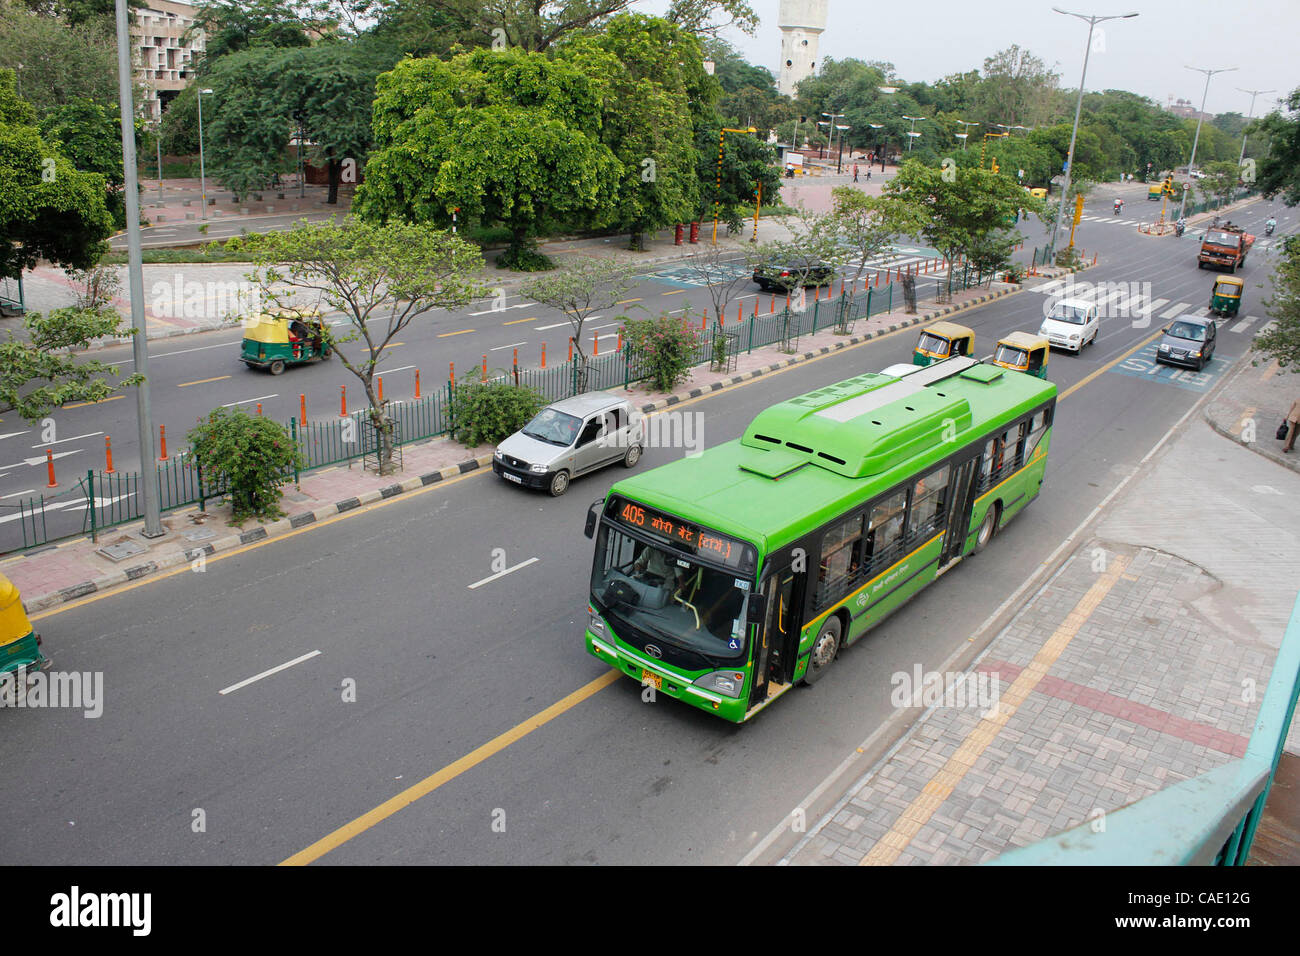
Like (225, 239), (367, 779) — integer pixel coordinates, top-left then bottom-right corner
(451, 376), (545, 448)
(187, 407), (303, 523)
(624, 314), (698, 393)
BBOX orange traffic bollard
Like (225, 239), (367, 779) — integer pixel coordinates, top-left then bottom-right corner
(568, 338), (574, 362)
(737, 302), (743, 324)
(300, 393), (307, 424)
(769, 295), (775, 314)
(700, 313), (706, 331)
(785, 293), (791, 311)
(256, 403), (262, 417)
(541, 343), (547, 369)
(377, 377), (384, 402)
(47, 448), (57, 487)
(104, 436), (114, 475)
(449, 362), (455, 386)
(481, 355), (487, 382)
(158, 424), (167, 461)
(513, 347), (519, 370)
(340, 385), (347, 417)
(414, 369), (421, 399)
(593, 332), (599, 357)
(617, 329), (623, 351)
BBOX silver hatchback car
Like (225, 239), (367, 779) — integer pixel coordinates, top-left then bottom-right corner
(493, 392), (644, 496)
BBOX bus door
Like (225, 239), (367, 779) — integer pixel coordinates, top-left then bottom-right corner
(939, 455), (981, 567)
(751, 565), (805, 705)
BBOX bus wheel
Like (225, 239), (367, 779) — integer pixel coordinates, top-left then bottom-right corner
(548, 470), (570, 497)
(802, 617), (841, 685)
(974, 504), (1000, 553)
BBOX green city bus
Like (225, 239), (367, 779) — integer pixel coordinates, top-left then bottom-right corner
(582, 355), (1057, 723)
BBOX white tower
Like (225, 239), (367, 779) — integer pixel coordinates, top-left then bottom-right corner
(778, 0), (828, 97)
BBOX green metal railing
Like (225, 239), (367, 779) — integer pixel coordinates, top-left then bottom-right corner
(990, 589), (1300, 865)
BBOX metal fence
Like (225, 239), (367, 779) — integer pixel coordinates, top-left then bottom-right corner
(2, 264), (992, 555)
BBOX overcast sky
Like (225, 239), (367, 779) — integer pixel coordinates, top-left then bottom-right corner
(645, 0), (1298, 117)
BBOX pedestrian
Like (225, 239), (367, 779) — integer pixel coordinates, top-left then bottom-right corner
(1283, 397), (1300, 453)
(866, 167), (872, 181)
(853, 163), (859, 182)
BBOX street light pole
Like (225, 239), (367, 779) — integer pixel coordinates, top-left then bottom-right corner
(1235, 86), (1275, 170)
(1178, 65), (1238, 220)
(835, 124), (851, 174)
(903, 115), (926, 151)
(1049, 8), (1140, 258)
(955, 119), (979, 150)
(197, 87), (212, 219)
(113, 0), (163, 537)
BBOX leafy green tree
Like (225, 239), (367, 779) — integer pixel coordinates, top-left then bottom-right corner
(19, 0), (142, 27)
(359, 48), (621, 269)
(204, 48), (291, 199)
(1, 307), (142, 421)
(973, 45), (1059, 129)
(189, 0), (311, 64)
(561, 14), (715, 250)
(158, 83), (201, 156)
(1253, 241), (1300, 370)
(0, 70), (114, 282)
(882, 159), (1039, 292)
(1255, 89), (1300, 205)
(622, 313), (699, 392)
(1197, 160), (1240, 209)
(39, 98), (136, 228)
(187, 407), (304, 523)
(0, 1), (118, 112)
(520, 259), (639, 389)
(226, 217), (485, 473)
(824, 186), (911, 287)
(696, 127), (780, 234)
(450, 377), (544, 448)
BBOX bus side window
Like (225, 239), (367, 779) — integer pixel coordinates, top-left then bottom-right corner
(912, 465), (951, 537)
(868, 489), (908, 564)
(1023, 407), (1051, 459)
(818, 514), (864, 606)
(979, 438), (996, 486)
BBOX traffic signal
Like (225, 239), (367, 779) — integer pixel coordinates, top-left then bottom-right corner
(1162, 175), (1175, 197)
(991, 158), (999, 175)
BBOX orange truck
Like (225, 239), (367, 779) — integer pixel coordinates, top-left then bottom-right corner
(1198, 222), (1255, 272)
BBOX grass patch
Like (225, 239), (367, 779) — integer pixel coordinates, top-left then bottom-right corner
(100, 244), (256, 264)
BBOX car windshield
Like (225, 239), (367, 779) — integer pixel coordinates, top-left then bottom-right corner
(917, 332), (951, 354)
(1206, 231), (1240, 247)
(1167, 321), (1207, 341)
(1049, 306), (1088, 325)
(521, 408), (581, 446)
(590, 527), (753, 663)
(995, 344), (1028, 368)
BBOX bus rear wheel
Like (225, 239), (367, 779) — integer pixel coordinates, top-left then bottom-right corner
(974, 504), (1000, 554)
(802, 617), (841, 685)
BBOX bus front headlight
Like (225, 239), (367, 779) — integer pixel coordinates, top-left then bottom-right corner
(588, 613), (605, 635)
(694, 671), (746, 698)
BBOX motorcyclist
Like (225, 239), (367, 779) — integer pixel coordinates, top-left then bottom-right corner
(1175, 217), (1186, 237)
(1266, 216), (1277, 235)
(1113, 198), (1124, 214)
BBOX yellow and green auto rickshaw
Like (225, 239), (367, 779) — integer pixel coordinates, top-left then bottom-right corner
(240, 309), (331, 375)
(992, 331), (1050, 379)
(1208, 276), (1243, 318)
(1, 572), (48, 699)
(913, 321), (975, 366)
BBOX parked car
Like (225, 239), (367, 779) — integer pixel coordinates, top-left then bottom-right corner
(1039, 297), (1098, 353)
(752, 257), (836, 292)
(493, 392), (643, 497)
(1155, 316), (1217, 371)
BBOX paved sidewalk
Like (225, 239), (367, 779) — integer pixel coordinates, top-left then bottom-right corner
(780, 354), (1300, 866)
(1204, 349), (1300, 476)
(1, 264), (1096, 609)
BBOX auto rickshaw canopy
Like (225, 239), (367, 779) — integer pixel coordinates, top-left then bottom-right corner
(915, 320), (975, 358)
(1212, 276), (1244, 298)
(993, 331), (1050, 374)
(0, 572), (34, 650)
(241, 308), (323, 346)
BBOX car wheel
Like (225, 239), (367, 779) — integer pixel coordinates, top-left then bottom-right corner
(801, 616), (841, 686)
(548, 470), (570, 497)
(269, 359), (285, 375)
(622, 444), (642, 468)
(973, 504), (1000, 554)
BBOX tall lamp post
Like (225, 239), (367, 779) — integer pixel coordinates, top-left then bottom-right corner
(1178, 65), (1238, 220)
(903, 115), (926, 151)
(1048, 7), (1140, 258)
(820, 111), (845, 162)
(113, 0), (163, 536)
(1234, 86), (1274, 173)
(955, 119), (980, 150)
(197, 87), (213, 219)
(835, 123), (851, 173)
(866, 122), (884, 161)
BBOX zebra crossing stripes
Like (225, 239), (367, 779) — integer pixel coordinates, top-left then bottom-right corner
(1160, 302), (1191, 319)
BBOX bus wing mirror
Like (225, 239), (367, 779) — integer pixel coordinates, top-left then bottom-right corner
(583, 498), (604, 539)
(746, 593), (767, 624)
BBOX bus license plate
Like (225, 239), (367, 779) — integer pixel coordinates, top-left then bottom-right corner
(640, 669), (662, 691)
(503, 472), (522, 484)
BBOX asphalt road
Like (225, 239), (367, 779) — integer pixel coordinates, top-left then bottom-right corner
(0, 196), (1287, 864)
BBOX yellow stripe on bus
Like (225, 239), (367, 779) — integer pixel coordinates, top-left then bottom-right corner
(801, 531), (946, 632)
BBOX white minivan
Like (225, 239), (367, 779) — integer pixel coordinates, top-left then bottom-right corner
(493, 392), (644, 497)
(1039, 297), (1098, 353)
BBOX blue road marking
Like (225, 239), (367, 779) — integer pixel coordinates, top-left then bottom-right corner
(1111, 345), (1224, 392)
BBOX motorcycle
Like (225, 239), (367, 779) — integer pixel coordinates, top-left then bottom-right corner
(1113, 200), (1124, 215)
(1175, 221), (1186, 237)
(1265, 221), (1276, 236)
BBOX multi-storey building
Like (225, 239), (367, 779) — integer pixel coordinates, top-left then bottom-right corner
(131, 0), (206, 122)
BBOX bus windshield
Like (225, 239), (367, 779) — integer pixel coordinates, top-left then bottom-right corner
(590, 525), (753, 664)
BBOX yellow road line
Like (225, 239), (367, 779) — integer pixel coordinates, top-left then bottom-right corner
(62, 395), (125, 410)
(503, 317), (536, 326)
(280, 670), (622, 866)
(660, 289), (687, 296)
(616, 298), (642, 305)
(436, 329), (474, 338)
(177, 375), (231, 388)
(859, 554), (1130, 866)
(1057, 328), (1163, 401)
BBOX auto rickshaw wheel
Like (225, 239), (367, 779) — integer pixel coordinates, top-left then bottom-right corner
(269, 359), (286, 375)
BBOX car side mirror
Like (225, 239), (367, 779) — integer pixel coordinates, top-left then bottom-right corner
(1161, 326), (1169, 333)
(746, 593), (767, 624)
(583, 498), (604, 539)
